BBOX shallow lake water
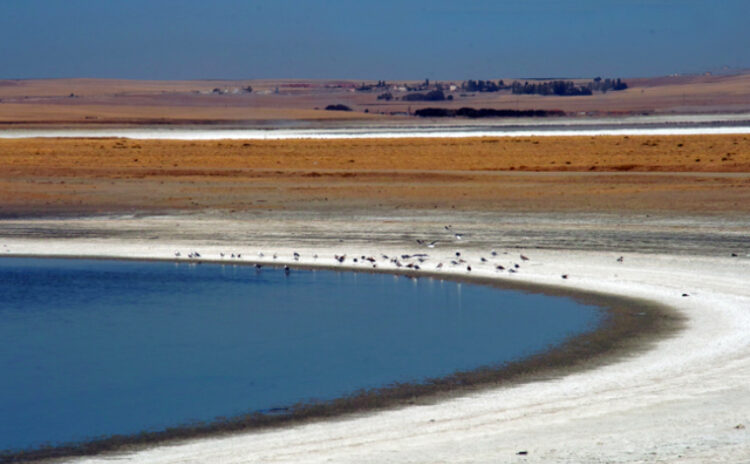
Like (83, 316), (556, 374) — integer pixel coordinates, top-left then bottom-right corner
(0, 257), (603, 452)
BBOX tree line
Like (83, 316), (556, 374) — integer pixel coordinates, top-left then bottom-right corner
(414, 107), (565, 118)
(462, 77), (627, 96)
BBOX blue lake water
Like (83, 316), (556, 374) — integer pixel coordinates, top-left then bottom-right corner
(0, 257), (603, 452)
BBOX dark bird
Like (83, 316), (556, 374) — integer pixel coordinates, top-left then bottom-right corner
(436, 262), (443, 269)
(496, 265), (505, 271)
(174, 252), (181, 257)
(255, 263), (262, 270)
(416, 239), (424, 245)
(293, 252), (300, 261)
(220, 253), (225, 258)
(682, 293), (689, 297)
(514, 263), (520, 269)
(520, 254), (529, 261)
(480, 257), (488, 263)
(731, 253), (738, 257)
(561, 274), (568, 279)
(491, 250), (498, 257)
(284, 265), (290, 275)
(466, 265), (472, 272)
(455, 251), (461, 257)
(617, 256), (624, 263)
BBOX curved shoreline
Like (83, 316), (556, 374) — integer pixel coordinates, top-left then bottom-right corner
(0, 215), (748, 463)
(0, 253), (679, 464)
(0, 239), (708, 463)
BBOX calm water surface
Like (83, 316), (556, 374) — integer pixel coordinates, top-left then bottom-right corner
(0, 257), (603, 452)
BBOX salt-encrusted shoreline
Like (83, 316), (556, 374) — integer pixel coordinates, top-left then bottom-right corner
(2, 214), (749, 463)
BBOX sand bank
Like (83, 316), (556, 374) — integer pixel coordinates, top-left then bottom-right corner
(1, 213), (748, 463)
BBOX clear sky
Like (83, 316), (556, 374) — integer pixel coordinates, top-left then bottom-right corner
(1, 0), (748, 80)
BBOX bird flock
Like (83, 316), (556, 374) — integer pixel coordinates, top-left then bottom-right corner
(168, 225), (548, 280)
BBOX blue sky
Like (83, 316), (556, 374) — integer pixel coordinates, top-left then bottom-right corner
(1, 0), (748, 80)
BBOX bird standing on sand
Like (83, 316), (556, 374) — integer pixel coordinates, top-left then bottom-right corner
(520, 254), (529, 261)
(617, 256), (624, 263)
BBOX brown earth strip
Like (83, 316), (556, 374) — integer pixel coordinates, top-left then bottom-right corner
(1, 135), (748, 217)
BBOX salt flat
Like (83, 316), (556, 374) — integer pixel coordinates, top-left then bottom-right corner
(2, 120), (750, 140)
(2, 213), (748, 463)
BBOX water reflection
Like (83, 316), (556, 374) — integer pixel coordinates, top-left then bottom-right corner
(0, 257), (602, 452)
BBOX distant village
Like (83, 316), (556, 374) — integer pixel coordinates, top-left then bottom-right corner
(179, 77), (631, 118)
(205, 77), (628, 100)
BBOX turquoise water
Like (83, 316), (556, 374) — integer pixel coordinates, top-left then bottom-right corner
(0, 257), (603, 452)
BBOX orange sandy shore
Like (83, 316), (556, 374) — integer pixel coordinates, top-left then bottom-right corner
(1, 134), (748, 216)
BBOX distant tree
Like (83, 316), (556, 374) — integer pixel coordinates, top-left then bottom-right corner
(401, 89), (446, 101)
(377, 92), (394, 101)
(325, 104), (352, 111)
